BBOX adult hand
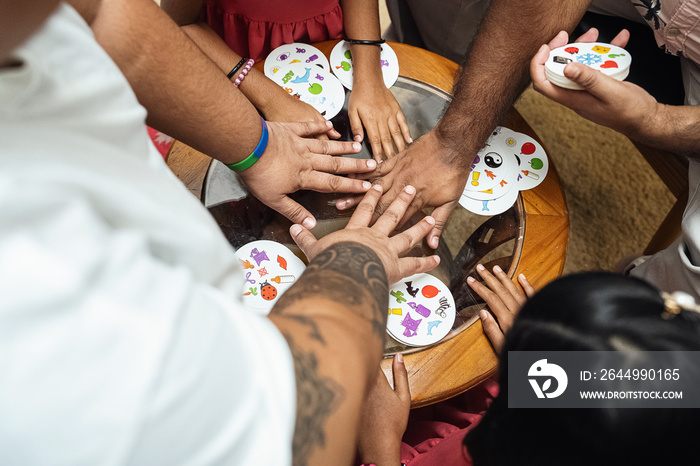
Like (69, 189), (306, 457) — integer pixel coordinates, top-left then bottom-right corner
(358, 355), (411, 466)
(261, 91), (341, 140)
(531, 29), (659, 139)
(349, 78), (412, 161)
(238, 120), (374, 228)
(290, 183), (440, 284)
(467, 264), (534, 353)
(337, 131), (469, 249)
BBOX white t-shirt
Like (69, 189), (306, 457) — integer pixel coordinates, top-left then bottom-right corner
(0, 4), (295, 464)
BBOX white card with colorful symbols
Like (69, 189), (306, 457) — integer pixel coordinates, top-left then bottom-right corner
(545, 42), (631, 90)
(386, 274), (456, 347)
(460, 126), (548, 216)
(269, 62), (346, 119)
(233, 240), (306, 315)
(329, 40), (400, 90)
(264, 43), (330, 79)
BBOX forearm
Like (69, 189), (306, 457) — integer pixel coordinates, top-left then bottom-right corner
(89, 0), (260, 164)
(341, 0), (383, 84)
(633, 104), (700, 158)
(269, 242), (388, 466)
(436, 0), (591, 167)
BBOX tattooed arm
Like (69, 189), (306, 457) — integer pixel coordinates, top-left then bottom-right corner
(269, 185), (440, 465)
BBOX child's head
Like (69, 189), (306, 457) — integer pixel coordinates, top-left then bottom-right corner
(465, 272), (700, 465)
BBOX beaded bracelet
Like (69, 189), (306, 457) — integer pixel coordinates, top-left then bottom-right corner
(233, 59), (255, 87)
(227, 57), (247, 80)
(225, 117), (268, 172)
(345, 38), (386, 46)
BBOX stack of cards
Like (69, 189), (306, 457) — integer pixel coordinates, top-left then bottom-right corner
(545, 42), (631, 90)
(265, 43), (346, 119)
(460, 127), (549, 216)
(386, 274), (456, 347)
(233, 240), (306, 315)
(329, 40), (400, 90)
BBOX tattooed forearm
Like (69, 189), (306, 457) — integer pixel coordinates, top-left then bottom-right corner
(283, 332), (345, 466)
(273, 242), (389, 338)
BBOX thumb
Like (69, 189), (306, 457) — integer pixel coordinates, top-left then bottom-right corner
(563, 62), (616, 99)
(283, 119), (336, 138)
(290, 223), (318, 260)
(392, 353), (411, 402)
(275, 196), (316, 229)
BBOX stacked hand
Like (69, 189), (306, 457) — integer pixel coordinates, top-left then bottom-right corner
(467, 264), (534, 353)
(531, 29), (659, 139)
(261, 91), (341, 140)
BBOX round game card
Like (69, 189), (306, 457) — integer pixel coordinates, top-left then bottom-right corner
(233, 240), (306, 315)
(386, 274), (456, 347)
(264, 43), (330, 79)
(329, 40), (400, 90)
(269, 62), (346, 119)
(545, 42), (631, 90)
(498, 127), (549, 191)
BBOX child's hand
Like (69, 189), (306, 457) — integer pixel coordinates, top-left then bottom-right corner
(467, 264), (535, 353)
(358, 354), (410, 466)
(349, 78), (412, 161)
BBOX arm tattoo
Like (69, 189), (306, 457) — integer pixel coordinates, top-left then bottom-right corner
(283, 332), (345, 466)
(273, 242), (389, 339)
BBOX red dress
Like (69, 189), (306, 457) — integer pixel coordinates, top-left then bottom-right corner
(203, 0), (344, 62)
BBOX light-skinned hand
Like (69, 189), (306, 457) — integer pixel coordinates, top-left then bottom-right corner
(358, 354), (411, 466)
(531, 29), (659, 138)
(261, 91), (341, 140)
(290, 184), (440, 284)
(467, 264), (534, 353)
(238, 120), (376, 228)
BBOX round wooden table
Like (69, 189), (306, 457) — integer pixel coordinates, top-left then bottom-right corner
(166, 41), (569, 407)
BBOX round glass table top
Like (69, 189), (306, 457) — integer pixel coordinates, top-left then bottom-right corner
(202, 76), (524, 356)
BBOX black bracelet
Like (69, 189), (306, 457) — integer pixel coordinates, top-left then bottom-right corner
(345, 38), (386, 46)
(227, 57), (247, 80)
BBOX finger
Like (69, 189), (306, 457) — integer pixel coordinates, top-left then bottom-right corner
(391, 216), (436, 253)
(530, 45), (595, 107)
(373, 185), (416, 234)
(286, 119), (339, 138)
(307, 138), (362, 156)
(491, 264), (527, 306)
(611, 29), (630, 48)
(427, 202), (456, 249)
(327, 126), (342, 140)
(348, 108), (364, 143)
(575, 27), (599, 43)
(378, 123), (396, 159)
(467, 274), (514, 329)
(397, 255), (440, 280)
(518, 273), (536, 297)
(336, 194), (365, 211)
(347, 184), (383, 228)
(311, 154), (377, 174)
(475, 264), (521, 312)
(396, 110), (413, 145)
(562, 62), (619, 101)
(366, 121), (385, 162)
(314, 132), (329, 141)
(480, 310), (505, 354)
(547, 30), (570, 49)
(392, 353), (411, 402)
(302, 172), (373, 194)
(290, 223), (318, 259)
(274, 196), (316, 229)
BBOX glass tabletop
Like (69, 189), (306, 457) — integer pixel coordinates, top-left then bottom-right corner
(202, 76), (524, 356)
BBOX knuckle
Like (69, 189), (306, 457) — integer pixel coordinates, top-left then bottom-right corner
(328, 174), (342, 191)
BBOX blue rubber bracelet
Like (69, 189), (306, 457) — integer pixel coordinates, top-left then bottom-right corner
(226, 117), (268, 172)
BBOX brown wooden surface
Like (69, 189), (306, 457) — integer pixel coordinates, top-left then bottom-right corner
(166, 41), (569, 407)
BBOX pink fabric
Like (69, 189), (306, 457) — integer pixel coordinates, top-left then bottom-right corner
(399, 379), (499, 466)
(631, 0), (700, 63)
(203, 0), (344, 62)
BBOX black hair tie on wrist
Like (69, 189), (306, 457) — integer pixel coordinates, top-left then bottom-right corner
(227, 57), (247, 80)
(345, 38), (386, 46)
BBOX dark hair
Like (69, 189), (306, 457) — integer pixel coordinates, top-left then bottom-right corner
(465, 272), (700, 466)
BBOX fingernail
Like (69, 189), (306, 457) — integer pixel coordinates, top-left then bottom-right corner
(480, 310), (488, 321)
(325, 120), (333, 127)
(372, 184), (383, 192)
(425, 216), (435, 225)
(396, 353), (404, 364)
(302, 217), (315, 229)
(519, 273), (528, 282)
(354, 134), (363, 142)
(467, 276), (475, 283)
(337, 200), (346, 209)
(352, 142), (362, 151)
(430, 237), (439, 248)
(405, 185), (416, 194)
(366, 159), (377, 169)
(433, 255), (441, 265)
(408, 137), (414, 143)
(362, 181), (371, 190)
(477, 264), (485, 272)
(290, 224), (302, 236)
(494, 265), (503, 274)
